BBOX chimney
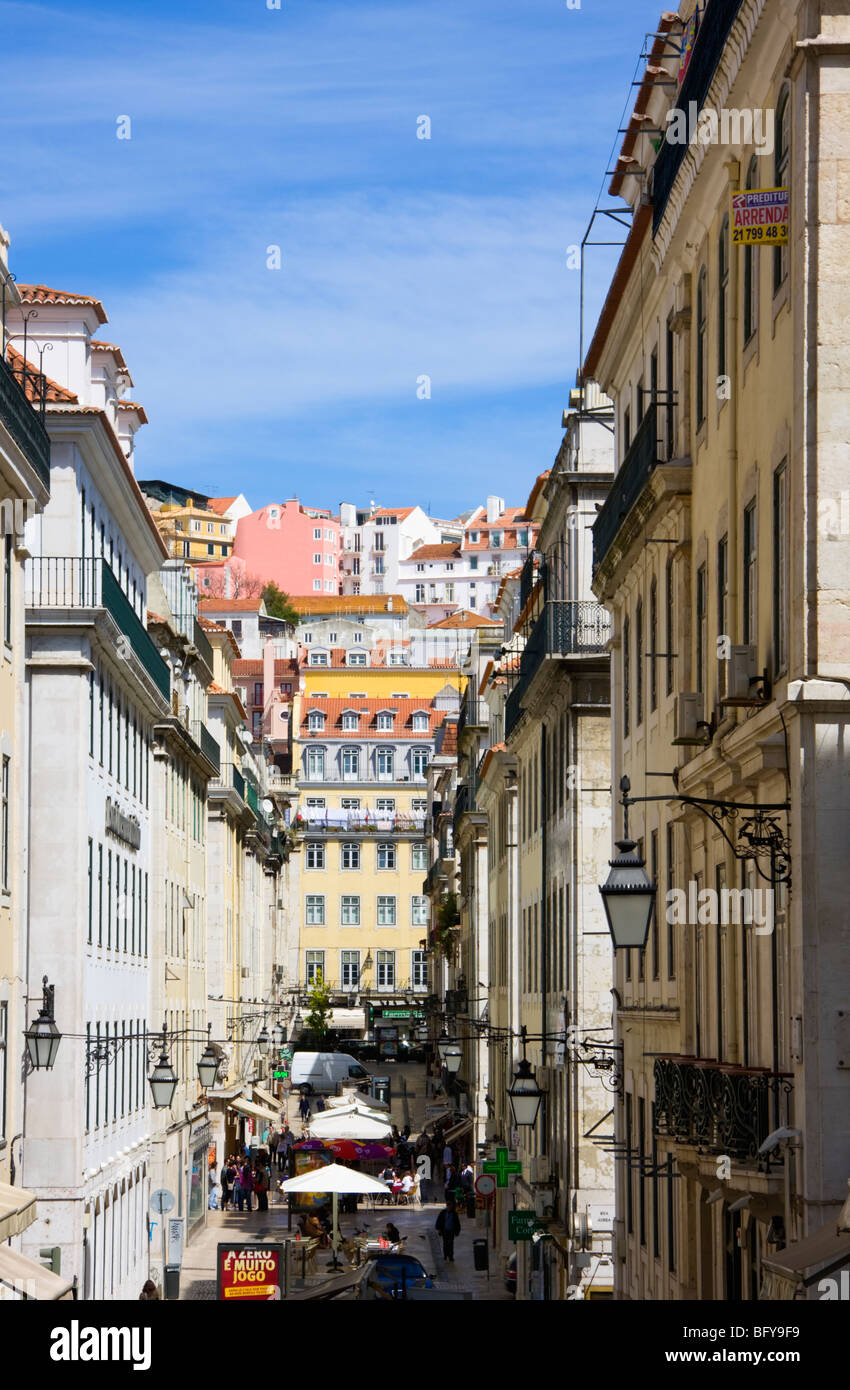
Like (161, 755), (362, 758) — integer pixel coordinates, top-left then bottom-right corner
(387, 596), (394, 612)
(486, 495), (504, 525)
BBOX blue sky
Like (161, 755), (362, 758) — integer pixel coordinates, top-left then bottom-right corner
(1, 0), (660, 518)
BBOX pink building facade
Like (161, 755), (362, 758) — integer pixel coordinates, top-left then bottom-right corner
(229, 497), (341, 595)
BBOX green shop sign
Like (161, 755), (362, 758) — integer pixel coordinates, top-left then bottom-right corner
(508, 1210), (544, 1243)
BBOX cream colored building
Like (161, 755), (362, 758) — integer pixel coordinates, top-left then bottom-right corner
(586, 0), (850, 1300)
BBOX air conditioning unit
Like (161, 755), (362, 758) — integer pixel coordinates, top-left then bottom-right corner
(718, 644), (760, 705)
(530, 1155), (550, 1185)
(672, 691), (706, 746)
(241, 967), (250, 979)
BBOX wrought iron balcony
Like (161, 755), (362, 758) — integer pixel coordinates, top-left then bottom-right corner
(212, 762), (246, 802)
(505, 600), (611, 737)
(652, 0), (745, 235)
(592, 404), (660, 572)
(26, 556), (170, 701)
(653, 1057), (793, 1165)
(191, 720), (221, 773)
(458, 691), (487, 740)
(192, 616), (214, 671)
(0, 353), (51, 489)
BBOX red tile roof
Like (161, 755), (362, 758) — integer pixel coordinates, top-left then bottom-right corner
(375, 507), (415, 520)
(90, 340), (130, 375)
(233, 658), (300, 679)
(5, 346), (78, 403)
(16, 284), (108, 324)
(117, 400), (148, 424)
(407, 542), (462, 562)
(294, 594), (408, 615)
(208, 497), (236, 515)
(438, 719), (458, 757)
(429, 609), (501, 630)
(199, 597), (263, 613)
(298, 696), (441, 739)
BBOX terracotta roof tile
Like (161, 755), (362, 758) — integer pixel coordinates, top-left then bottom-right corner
(407, 542), (462, 562)
(5, 346), (78, 403)
(429, 610), (501, 630)
(17, 284), (108, 324)
(208, 497), (236, 515)
(199, 597), (263, 613)
(117, 399), (148, 424)
(438, 720), (458, 757)
(294, 594), (408, 615)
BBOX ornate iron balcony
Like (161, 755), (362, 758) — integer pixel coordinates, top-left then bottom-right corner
(505, 599), (610, 737)
(653, 1056), (793, 1165)
(0, 353), (51, 488)
(592, 404), (659, 571)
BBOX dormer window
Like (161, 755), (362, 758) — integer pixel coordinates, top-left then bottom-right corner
(490, 531), (503, 548)
(468, 531), (480, 543)
(308, 710), (326, 731)
(389, 651), (407, 666)
(347, 650), (367, 666)
(376, 712), (395, 731)
(411, 712), (429, 732)
(341, 712), (359, 730)
(310, 650), (329, 666)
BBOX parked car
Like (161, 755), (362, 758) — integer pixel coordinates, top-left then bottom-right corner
(370, 1254), (434, 1297)
(505, 1251), (517, 1296)
(289, 1051), (369, 1094)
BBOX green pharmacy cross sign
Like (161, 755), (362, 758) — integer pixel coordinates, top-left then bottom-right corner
(483, 1148), (522, 1189)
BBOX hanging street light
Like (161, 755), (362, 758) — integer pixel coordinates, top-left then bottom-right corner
(271, 1020), (285, 1050)
(437, 1028), (453, 1061)
(443, 1043), (463, 1075)
(598, 839), (656, 951)
(508, 1057), (545, 1129)
(24, 976), (62, 1071)
(149, 1027), (179, 1109)
(256, 1024), (270, 1057)
(197, 1024), (220, 1089)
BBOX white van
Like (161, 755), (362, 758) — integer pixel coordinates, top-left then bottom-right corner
(290, 1052), (369, 1094)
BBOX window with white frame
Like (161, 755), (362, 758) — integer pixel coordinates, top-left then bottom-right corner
(340, 949), (360, 987)
(306, 894), (325, 925)
(313, 579), (322, 591)
(377, 843), (396, 870)
(415, 584), (426, 602)
(353, 631), (363, 643)
(411, 950), (428, 989)
(306, 950), (324, 985)
(347, 651), (366, 666)
(411, 842), (428, 869)
(341, 896), (360, 926)
(412, 798), (427, 815)
(411, 895), (428, 926)
(325, 529), (334, 542)
(491, 531), (503, 548)
(411, 712), (429, 731)
(341, 797), (360, 810)
(377, 950), (395, 989)
(341, 712), (359, 730)
(376, 711), (395, 730)
(324, 581), (335, 592)
(325, 554), (334, 567)
(304, 631), (313, 643)
(313, 528), (322, 540)
(376, 797), (395, 813)
(377, 750), (394, 780)
(468, 531), (480, 543)
(305, 797), (326, 813)
(411, 749), (428, 778)
(328, 631), (338, 643)
(389, 651), (407, 666)
(313, 553), (322, 564)
(305, 747), (325, 779)
(342, 748), (360, 780)
(308, 710), (326, 731)
(377, 895), (397, 925)
(341, 843), (361, 870)
(305, 842), (325, 869)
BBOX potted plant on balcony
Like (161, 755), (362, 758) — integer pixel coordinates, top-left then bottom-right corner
(434, 892), (461, 963)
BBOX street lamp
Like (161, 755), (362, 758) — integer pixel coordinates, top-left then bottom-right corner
(437, 1028), (452, 1061)
(271, 1020), (285, 1050)
(148, 1028), (178, 1109)
(443, 1044), (463, 1075)
(508, 1058), (544, 1129)
(256, 1024), (270, 1057)
(197, 1025), (220, 1089)
(24, 976), (62, 1071)
(598, 839), (656, 950)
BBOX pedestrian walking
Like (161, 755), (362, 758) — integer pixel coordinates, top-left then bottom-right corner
(442, 1140), (453, 1177)
(220, 1159), (234, 1211)
(460, 1161), (474, 1193)
(299, 1091), (311, 1122)
(435, 1200), (461, 1262)
(235, 1160), (253, 1213)
(268, 1127), (279, 1162)
(316, 1095), (326, 1112)
(254, 1163), (270, 1213)
(443, 1164), (457, 1201)
(279, 1126), (294, 1174)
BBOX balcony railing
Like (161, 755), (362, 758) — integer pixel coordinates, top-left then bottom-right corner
(652, 0), (745, 234)
(0, 353), (51, 489)
(297, 811), (426, 832)
(245, 780), (260, 815)
(505, 600), (611, 737)
(191, 720), (221, 773)
(212, 762), (246, 801)
(192, 616), (214, 671)
(458, 692), (487, 740)
(592, 404), (659, 572)
(653, 1057), (793, 1165)
(26, 557), (170, 701)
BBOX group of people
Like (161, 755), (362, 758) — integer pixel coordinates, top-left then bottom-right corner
(266, 1124), (296, 1174)
(219, 1155), (272, 1213)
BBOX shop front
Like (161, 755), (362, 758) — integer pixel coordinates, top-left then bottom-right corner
(188, 1120), (213, 1239)
(370, 1005), (425, 1057)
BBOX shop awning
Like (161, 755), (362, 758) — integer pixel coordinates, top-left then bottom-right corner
(444, 1117), (473, 1145)
(0, 1244), (74, 1300)
(253, 1085), (283, 1114)
(761, 1218), (850, 1293)
(0, 1181), (37, 1243)
(330, 1008), (366, 1029)
(228, 1098), (281, 1126)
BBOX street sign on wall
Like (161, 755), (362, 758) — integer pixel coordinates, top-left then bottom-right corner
(217, 1243), (284, 1300)
(150, 1189), (174, 1215)
(731, 188), (789, 247)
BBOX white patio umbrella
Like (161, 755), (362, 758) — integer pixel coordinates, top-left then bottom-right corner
(279, 1163), (392, 1257)
(328, 1090), (390, 1113)
(308, 1110), (393, 1142)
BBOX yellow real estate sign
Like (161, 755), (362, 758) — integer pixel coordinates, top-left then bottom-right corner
(731, 188), (789, 246)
